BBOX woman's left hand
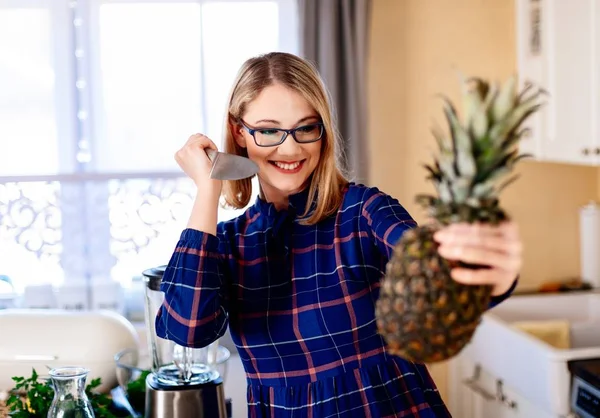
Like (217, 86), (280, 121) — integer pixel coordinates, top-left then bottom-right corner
(433, 221), (522, 296)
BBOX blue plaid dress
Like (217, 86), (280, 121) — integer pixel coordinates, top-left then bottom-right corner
(156, 183), (515, 417)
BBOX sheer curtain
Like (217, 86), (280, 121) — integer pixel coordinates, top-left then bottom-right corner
(0, 0), (299, 295)
(298, 0), (372, 184)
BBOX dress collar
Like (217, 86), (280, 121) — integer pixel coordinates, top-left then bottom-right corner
(252, 186), (312, 221)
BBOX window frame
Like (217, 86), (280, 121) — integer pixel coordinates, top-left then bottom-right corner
(0, 0), (299, 301)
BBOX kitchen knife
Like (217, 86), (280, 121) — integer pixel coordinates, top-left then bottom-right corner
(205, 148), (259, 180)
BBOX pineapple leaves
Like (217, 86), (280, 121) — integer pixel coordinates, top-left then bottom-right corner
(422, 73), (545, 213)
(450, 177), (471, 202)
(423, 163), (442, 182)
(433, 179), (454, 203)
(461, 79), (489, 138)
(439, 150), (457, 182)
(442, 99), (477, 180)
(491, 74), (517, 122)
(489, 101), (543, 147)
(430, 124), (451, 154)
(463, 76), (490, 102)
(496, 173), (521, 194)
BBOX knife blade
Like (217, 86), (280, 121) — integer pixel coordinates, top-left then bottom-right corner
(205, 148), (259, 180)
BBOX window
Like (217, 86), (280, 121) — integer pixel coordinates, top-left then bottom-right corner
(0, 0), (299, 294)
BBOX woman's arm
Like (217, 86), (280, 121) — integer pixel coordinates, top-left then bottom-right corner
(361, 187), (517, 307)
(360, 187), (418, 260)
(155, 133), (231, 348)
(155, 225), (231, 348)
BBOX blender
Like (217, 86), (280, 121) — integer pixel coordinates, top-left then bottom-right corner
(142, 265), (227, 418)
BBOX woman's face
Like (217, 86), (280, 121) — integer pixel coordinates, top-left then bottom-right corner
(235, 83), (322, 203)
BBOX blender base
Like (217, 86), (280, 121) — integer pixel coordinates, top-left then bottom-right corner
(144, 373), (227, 418)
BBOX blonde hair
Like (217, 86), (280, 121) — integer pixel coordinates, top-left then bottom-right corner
(222, 52), (348, 225)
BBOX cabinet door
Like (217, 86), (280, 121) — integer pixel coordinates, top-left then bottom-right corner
(516, 0), (600, 165)
(449, 354), (558, 418)
(544, 0), (598, 164)
(515, 0), (545, 160)
(496, 377), (557, 418)
(447, 356), (476, 418)
(450, 355), (508, 418)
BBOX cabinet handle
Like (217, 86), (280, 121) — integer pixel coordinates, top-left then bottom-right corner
(583, 148), (590, 155)
(462, 364), (496, 401)
(595, 148), (600, 155)
(496, 379), (518, 410)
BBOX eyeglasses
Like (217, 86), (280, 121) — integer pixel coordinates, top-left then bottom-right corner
(239, 120), (325, 147)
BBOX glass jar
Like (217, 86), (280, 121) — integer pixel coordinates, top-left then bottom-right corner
(48, 366), (95, 418)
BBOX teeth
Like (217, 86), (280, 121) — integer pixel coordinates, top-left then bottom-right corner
(273, 161), (301, 170)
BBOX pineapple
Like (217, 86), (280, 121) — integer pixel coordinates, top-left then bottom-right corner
(375, 75), (545, 363)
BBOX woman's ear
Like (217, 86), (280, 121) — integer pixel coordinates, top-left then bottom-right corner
(232, 122), (247, 148)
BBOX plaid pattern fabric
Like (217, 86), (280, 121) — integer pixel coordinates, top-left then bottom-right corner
(156, 183), (515, 417)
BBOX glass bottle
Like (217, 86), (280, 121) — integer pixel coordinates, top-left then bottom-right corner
(48, 367), (95, 418)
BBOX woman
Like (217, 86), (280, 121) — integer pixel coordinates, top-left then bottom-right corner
(156, 52), (521, 417)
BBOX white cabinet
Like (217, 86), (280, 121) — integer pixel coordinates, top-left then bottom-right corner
(516, 0), (600, 165)
(448, 355), (557, 418)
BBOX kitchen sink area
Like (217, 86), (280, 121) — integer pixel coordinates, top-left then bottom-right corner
(460, 291), (600, 416)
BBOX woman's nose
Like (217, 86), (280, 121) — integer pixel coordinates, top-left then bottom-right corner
(276, 133), (302, 156)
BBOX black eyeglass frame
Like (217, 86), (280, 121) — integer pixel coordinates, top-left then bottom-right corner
(239, 119), (325, 147)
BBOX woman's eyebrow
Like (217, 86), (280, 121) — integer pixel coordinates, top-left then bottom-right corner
(253, 116), (319, 125)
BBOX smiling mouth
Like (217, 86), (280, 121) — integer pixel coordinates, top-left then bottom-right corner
(269, 160), (305, 172)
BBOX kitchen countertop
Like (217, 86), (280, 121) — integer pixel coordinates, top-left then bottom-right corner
(513, 286), (600, 297)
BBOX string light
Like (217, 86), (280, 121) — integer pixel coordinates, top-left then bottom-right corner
(70, 0), (92, 166)
(78, 139), (89, 150)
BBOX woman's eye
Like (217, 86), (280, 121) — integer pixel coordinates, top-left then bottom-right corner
(297, 125), (317, 133)
(258, 129), (279, 135)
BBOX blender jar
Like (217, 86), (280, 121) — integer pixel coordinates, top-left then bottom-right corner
(142, 266), (220, 386)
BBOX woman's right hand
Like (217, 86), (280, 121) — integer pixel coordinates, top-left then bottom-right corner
(175, 134), (222, 197)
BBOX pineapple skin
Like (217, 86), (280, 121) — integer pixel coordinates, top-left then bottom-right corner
(375, 225), (493, 363)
